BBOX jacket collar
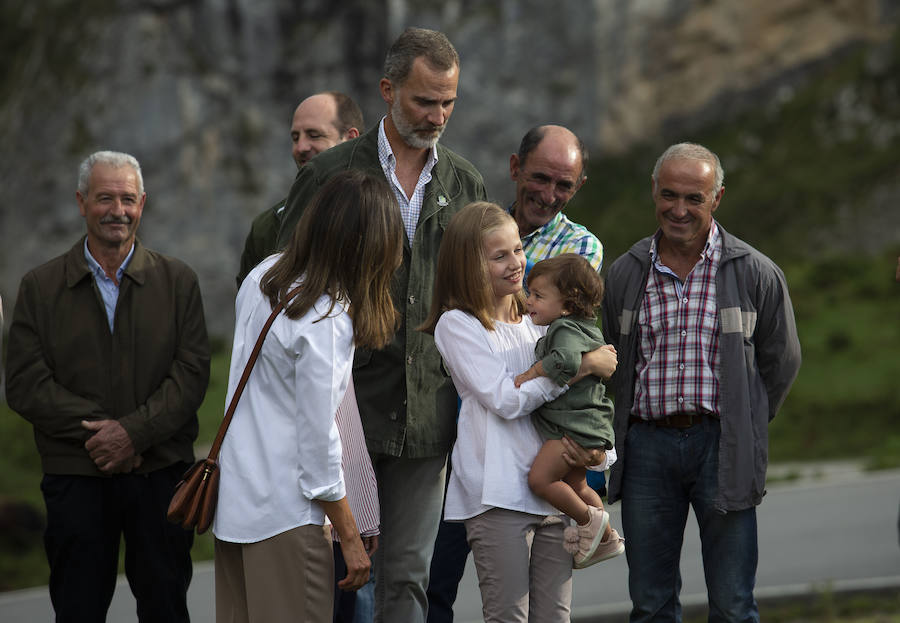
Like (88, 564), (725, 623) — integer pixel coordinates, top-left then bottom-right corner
(352, 124), (466, 221)
(65, 236), (150, 288)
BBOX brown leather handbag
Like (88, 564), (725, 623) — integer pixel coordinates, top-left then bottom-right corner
(167, 285), (302, 534)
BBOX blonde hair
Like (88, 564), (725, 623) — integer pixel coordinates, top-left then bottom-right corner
(420, 202), (524, 333)
(261, 170), (403, 350)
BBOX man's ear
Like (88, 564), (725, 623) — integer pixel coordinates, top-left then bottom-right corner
(346, 127), (360, 140)
(509, 153), (520, 181)
(379, 78), (393, 106)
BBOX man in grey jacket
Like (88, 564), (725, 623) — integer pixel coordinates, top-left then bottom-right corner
(600, 143), (801, 622)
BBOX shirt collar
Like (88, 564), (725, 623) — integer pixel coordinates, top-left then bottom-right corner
(649, 220), (720, 265)
(511, 205), (564, 243)
(83, 238), (135, 283)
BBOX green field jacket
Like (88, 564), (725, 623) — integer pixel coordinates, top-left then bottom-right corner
(276, 125), (488, 458)
(6, 237), (211, 476)
(601, 225), (801, 511)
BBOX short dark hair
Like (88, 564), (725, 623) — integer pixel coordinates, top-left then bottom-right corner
(326, 91), (365, 135)
(383, 27), (459, 86)
(517, 126), (589, 181)
(527, 253), (604, 319)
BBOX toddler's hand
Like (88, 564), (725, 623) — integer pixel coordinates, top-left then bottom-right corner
(514, 363), (542, 387)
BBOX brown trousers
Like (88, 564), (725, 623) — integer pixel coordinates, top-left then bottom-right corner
(215, 524), (334, 622)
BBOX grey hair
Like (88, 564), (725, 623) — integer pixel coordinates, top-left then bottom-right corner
(652, 143), (724, 196)
(77, 151), (144, 195)
(383, 27), (459, 86)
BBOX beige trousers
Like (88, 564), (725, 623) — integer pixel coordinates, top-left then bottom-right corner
(215, 524), (334, 623)
(465, 508), (573, 623)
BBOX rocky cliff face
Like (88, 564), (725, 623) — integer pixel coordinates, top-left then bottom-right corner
(1, 0), (896, 337)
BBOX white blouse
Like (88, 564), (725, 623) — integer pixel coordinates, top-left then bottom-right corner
(214, 256), (352, 543)
(435, 310), (568, 520)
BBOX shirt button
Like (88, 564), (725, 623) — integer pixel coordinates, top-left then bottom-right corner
(409, 295), (416, 305)
(679, 364), (685, 370)
(683, 297), (688, 304)
(678, 397), (684, 404)
(681, 330), (687, 337)
(389, 412), (398, 421)
(407, 355), (414, 365)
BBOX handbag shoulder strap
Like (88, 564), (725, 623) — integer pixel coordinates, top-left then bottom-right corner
(205, 284), (303, 460)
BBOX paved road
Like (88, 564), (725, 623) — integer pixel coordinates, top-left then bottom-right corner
(2, 464), (898, 622)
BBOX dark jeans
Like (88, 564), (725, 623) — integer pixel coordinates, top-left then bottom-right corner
(425, 518), (469, 623)
(41, 463), (194, 623)
(622, 419), (759, 623)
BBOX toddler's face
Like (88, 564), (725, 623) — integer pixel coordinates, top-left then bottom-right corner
(525, 274), (568, 326)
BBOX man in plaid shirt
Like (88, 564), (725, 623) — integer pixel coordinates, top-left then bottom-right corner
(509, 125), (603, 272)
(596, 143), (801, 622)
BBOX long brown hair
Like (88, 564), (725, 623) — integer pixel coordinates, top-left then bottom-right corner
(260, 170), (403, 350)
(420, 201), (525, 334)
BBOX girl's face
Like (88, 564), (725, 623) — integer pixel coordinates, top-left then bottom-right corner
(525, 274), (568, 326)
(483, 221), (526, 303)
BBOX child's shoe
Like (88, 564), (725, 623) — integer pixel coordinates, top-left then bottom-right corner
(562, 506), (609, 566)
(574, 527), (625, 569)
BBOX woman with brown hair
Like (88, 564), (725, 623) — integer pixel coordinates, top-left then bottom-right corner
(213, 170), (403, 622)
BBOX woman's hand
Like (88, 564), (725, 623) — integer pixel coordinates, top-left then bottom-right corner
(362, 534), (379, 557)
(569, 344), (617, 384)
(337, 534), (372, 591)
(321, 497), (372, 591)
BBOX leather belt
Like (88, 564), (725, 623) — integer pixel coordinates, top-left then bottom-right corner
(629, 413), (718, 429)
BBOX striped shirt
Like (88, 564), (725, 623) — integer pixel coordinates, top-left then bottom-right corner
(334, 376), (380, 538)
(631, 223), (722, 419)
(515, 208), (604, 273)
(377, 117), (438, 244)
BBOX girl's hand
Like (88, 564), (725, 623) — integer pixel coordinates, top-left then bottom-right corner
(570, 344), (618, 384)
(560, 435), (606, 468)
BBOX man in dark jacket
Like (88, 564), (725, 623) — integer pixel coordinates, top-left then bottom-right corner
(6, 151), (210, 623)
(600, 142), (801, 622)
(236, 91), (364, 286)
(276, 28), (487, 623)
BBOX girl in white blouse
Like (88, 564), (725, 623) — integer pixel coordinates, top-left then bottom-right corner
(419, 202), (616, 623)
(213, 170), (403, 623)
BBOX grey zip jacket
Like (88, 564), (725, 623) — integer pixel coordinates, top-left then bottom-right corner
(601, 224), (801, 511)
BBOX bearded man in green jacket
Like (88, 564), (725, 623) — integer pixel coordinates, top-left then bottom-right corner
(276, 27), (487, 623)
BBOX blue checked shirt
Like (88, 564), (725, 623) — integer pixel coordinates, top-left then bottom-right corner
(632, 223), (723, 419)
(377, 118), (438, 244)
(516, 208), (604, 273)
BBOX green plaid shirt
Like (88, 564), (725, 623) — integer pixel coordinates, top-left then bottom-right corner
(515, 208), (604, 272)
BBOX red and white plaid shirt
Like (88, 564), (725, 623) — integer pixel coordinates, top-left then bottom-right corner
(631, 223), (723, 420)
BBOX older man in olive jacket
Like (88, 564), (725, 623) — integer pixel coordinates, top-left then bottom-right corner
(6, 150), (210, 623)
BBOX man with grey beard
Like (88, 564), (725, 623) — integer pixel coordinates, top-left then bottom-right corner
(276, 27), (486, 623)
